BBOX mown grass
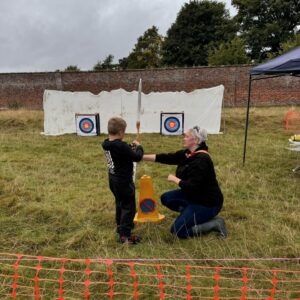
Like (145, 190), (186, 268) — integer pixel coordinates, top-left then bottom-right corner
(0, 107), (299, 264)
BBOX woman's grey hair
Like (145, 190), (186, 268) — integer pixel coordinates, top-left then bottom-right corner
(191, 126), (208, 144)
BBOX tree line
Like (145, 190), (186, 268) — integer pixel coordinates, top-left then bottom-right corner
(64, 0), (300, 72)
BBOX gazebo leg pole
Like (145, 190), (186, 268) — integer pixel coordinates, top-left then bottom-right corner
(243, 75), (252, 166)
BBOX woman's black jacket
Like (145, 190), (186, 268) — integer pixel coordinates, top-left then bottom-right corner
(155, 143), (223, 207)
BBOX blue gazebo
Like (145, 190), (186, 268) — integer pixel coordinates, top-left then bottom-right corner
(243, 46), (300, 164)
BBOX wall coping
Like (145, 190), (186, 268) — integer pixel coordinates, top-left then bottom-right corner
(0, 64), (254, 76)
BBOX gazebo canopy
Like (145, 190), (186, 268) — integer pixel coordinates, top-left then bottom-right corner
(243, 46), (300, 164)
(251, 46), (300, 75)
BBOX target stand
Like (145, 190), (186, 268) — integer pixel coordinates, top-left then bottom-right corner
(160, 112), (184, 135)
(134, 175), (165, 224)
(75, 113), (100, 136)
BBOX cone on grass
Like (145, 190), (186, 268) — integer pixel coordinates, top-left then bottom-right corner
(134, 175), (165, 223)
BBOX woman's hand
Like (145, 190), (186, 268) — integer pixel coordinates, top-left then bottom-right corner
(167, 174), (181, 185)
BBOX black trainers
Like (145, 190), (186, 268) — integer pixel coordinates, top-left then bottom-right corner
(128, 235), (141, 244)
(118, 235), (142, 244)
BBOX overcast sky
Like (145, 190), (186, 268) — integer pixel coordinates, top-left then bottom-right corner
(0, 0), (237, 73)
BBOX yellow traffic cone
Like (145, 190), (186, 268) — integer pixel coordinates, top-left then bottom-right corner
(134, 175), (165, 223)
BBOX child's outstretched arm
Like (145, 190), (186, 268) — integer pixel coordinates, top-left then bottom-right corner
(124, 142), (144, 162)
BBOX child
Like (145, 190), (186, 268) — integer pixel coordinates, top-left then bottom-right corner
(102, 117), (144, 244)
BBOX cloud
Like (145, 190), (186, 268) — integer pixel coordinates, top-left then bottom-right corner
(0, 0), (236, 72)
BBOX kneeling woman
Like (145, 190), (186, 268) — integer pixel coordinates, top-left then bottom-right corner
(143, 126), (226, 239)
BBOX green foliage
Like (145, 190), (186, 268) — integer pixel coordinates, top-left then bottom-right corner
(93, 54), (116, 71)
(162, 0), (238, 66)
(281, 34), (300, 52)
(208, 37), (250, 65)
(64, 65), (80, 72)
(232, 0), (300, 62)
(119, 26), (163, 69)
(267, 34), (300, 59)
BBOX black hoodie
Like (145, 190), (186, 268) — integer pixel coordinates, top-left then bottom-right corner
(102, 139), (144, 181)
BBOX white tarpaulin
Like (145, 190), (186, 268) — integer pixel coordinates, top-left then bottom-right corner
(43, 85), (224, 135)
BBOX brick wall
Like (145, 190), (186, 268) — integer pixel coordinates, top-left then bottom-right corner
(0, 65), (300, 109)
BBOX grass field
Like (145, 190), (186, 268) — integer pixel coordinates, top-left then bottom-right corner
(0, 106), (299, 264)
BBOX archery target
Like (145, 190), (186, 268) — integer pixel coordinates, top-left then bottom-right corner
(75, 114), (100, 136)
(79, 118), (94, 133)
(160, 113), (184, 135)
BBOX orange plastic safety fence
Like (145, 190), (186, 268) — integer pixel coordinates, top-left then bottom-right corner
(0, 253), (299, 299)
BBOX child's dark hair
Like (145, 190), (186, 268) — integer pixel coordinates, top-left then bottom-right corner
(108, 117), (127, 135)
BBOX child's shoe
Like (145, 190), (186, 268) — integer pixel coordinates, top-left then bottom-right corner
(118, 235), (142, 244)
(128, 235), (141, 244)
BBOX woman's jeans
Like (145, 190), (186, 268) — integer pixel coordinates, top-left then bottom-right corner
(161, 189), (222, 239)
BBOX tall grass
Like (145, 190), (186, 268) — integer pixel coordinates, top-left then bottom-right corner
(0, 107), (299, 262)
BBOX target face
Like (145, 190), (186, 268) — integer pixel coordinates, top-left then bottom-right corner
(161, 113), (184, 135)
(164, 117), (180, 133)
(140, 198), (156, 213)
(75, 114), (100, 136)
(79, 118), (94, 133)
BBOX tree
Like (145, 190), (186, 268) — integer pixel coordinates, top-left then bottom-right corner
(266, 33), (300, 59)
(280, 33), (300, 52)
(64, 65), (80, 72)
(119, 26), (163, 69)
(232, 0), (300, 62)
(93, 54), (115, 71)
(162, 0), (238, 67)
(208, 37), (250, 65)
